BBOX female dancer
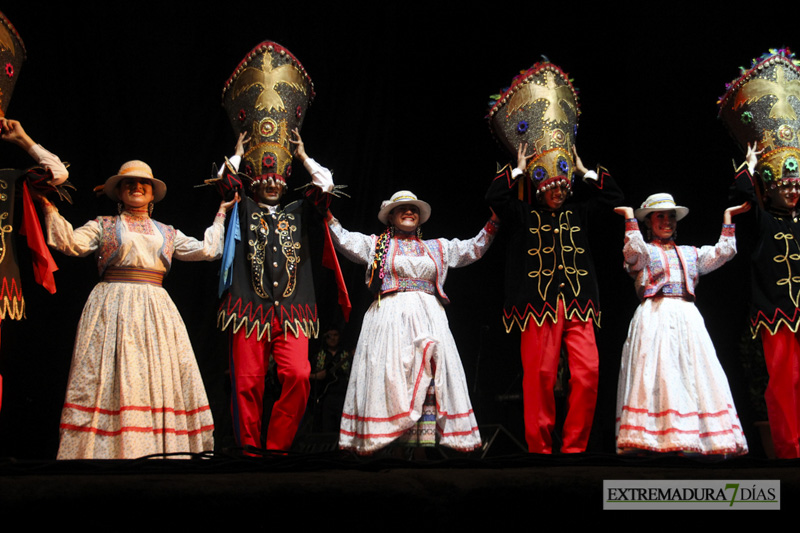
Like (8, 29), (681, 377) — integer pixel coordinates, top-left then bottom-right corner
(329, 192), (497, 454)
(292, 134), (497, 454)
(614, 195), (749, 455)
(42, 160), (236, 459)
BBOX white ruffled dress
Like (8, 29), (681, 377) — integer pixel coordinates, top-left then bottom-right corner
(615, 223), (748, 456)
(329, 217), (494, 454)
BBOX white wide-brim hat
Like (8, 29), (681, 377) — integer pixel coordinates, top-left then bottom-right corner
(634, 193), (689, 221)
(377, 190), (431, 225)
(103, 160), (167, 203)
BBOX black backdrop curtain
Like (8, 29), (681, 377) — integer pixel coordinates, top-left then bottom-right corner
(0, 3), (790, 457)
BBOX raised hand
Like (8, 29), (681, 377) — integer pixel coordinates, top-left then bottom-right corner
(289, 128), (308, 162)
(745, 142), (762, 173)
(572, 145), (589, 177)
(723, 201), (751, 224)
(516, 142), (534, 172)
(614, 206), (635, 219)
(0, 118), (34, 151)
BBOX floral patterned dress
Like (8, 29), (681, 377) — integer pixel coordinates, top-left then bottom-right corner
(46, 208), (224, 459)
(329, 216), (496, 454)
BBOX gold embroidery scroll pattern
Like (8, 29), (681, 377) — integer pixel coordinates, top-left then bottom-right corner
(761, 130), (779, 152)
(0, 293), (23, 320)
(527, 210), (554, 301)
(773, 231), (800, 307)
(0, 180), (11, 265)
(247, 211), (269, 299)
(559, 210), (587, 296)
(276, 118), (289, 146)
(277, 212), (299, 298)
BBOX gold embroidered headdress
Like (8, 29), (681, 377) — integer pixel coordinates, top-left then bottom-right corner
(0, 11), (26, 117)
(488, 60), (579, 200)
(719, 49), (800, 188)
(222, 41), (314, 188)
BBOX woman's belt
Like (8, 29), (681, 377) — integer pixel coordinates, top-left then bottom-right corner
(654, 282), (693, 300)
(103, 266), (165, 286)
(396, 277), (435, 295)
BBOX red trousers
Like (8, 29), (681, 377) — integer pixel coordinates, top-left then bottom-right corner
(229, 319), (311, 451)
(520, 302), (598, 453)
(760, 327), (800, 458)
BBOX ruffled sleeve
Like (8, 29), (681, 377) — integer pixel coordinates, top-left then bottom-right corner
(327, 215), (376, 266)
(44, 205), (102, 257)
(441, 219), (499, 268)
(622, 219), (650, 274)
(172, 214), (226, 261)
(696, 224), (737, 276)
(28, 144), (68, 186)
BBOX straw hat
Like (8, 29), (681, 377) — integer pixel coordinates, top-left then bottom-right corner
(103, 160), (167, 202)
(377, 190), (431, 225)
(634, 193), (689, 221)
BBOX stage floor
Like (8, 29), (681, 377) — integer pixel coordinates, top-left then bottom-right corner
(2, 448), (796, 524)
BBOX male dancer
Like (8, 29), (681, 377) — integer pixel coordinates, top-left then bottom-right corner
(487, 60), (621, 453)
(214, 41), (347, 451)
(0, 12), (69, 410)
(719, 49), (800, 458)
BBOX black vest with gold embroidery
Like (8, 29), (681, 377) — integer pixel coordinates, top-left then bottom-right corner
(0, 168), (24, 320)
(487, 165), (623, 332)
(734, 168), (800, 336)
(217, 195), (318, 341)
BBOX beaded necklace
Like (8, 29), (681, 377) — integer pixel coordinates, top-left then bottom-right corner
(369, 226), (393, 291)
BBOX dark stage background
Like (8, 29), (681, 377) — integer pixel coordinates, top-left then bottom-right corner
(0, 3), (796, 460)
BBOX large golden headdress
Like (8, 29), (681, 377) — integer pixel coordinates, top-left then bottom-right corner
(719, 48), (800, 188)
(488, 60), (579, 198)
(0, 11), (26, 117)
(222, 41), (314, 187)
